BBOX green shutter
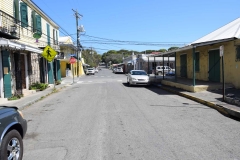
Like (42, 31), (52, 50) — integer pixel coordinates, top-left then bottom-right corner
(47, 24), (50, 45)
(20, 2), (28, 27)
(56, 30), (58, 44)
(36, 15), (42, 35)
(2, 50), (12, 98)
(195, 52), (200, 72)
(14, 0), (19, 21)
(31, 10), (36, 32)
(57, 60), (61, 80)
(48, 62), (54, 84)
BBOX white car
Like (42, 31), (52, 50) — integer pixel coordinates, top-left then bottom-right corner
(156, 66), (175, 75)
(127, 70), (150, 86)
(86, 68), (95, 75)
(115, 67), (123, 74)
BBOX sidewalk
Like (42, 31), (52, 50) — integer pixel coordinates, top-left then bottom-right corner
(2, 76), (78, 110)
(153, 83), (240, 119)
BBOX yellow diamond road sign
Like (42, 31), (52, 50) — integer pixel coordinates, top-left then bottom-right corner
(42, 45), (57, 62)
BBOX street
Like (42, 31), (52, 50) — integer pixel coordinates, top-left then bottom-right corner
(22, 68), (240, 160)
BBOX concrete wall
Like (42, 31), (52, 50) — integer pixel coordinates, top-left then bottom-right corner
(176, 40), (240, 88)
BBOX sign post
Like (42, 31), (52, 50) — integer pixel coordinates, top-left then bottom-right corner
(69, 57), (76, 84)
(220, 45), (225, 102)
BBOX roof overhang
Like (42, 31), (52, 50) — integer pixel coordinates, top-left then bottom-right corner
(0, 38), (22, 49)
(24, 45), (43, 54)
(191, 37), (236, 47)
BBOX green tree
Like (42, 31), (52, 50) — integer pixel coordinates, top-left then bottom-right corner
(168, 47), (179, 51)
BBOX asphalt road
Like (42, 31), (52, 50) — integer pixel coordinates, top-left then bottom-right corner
(22, 67), (240, 160)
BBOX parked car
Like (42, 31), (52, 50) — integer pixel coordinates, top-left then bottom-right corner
(156, 66), (175, 75)
(0, 106), (27, 160)
(127, 70), (150, 86)
(86, 68), (95, 75)
(115, 67), (123, 74)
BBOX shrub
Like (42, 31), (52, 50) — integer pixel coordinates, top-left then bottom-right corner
(30, 82), (48, 91)
(8, 94), (23, 101)
(55, 80), (61, 85)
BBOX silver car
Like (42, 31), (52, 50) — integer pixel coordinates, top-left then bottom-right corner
(127, 70), (150, 86)
(86, 68), (95, 75)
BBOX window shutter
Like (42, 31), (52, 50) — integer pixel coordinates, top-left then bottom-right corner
(20, 2), (28, 27)
(56, 30), (58, 44)
(47, 24), (50, 45)
(53, 29), (55, 44)
(14, 0), (19, 21)
(36, 15), (42, 35)
(31, 10), (36, 32)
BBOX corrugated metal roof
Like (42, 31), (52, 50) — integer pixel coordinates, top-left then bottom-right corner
(191, 17), (240, 45)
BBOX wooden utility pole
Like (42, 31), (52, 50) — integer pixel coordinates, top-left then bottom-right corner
(72, 9), (83, 78)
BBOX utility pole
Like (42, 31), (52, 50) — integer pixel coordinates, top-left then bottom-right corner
(72, 9), (83, 78)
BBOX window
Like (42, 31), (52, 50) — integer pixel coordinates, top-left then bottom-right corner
(56, 30), (58, 45)
(53, 29), (55, 44)
(31, 10), (36, 32)
(46, 24), (50, 45)
(13, 0), (19, 22)
(236, 46), (240, 61)
(36, 15), (42, 34)
(195, 52), (200, 71)
(20, 2), (28, 27)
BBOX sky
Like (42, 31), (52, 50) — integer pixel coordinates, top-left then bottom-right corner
(32, 0), (240, 54)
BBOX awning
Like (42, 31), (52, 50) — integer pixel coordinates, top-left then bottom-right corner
(0, 38), (22, 49)
(24, 45), (43, 54)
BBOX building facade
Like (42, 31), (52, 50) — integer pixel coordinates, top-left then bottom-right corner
(0, 0), (60, 100)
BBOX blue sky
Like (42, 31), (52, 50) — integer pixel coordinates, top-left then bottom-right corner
(32, 0), (240, 54)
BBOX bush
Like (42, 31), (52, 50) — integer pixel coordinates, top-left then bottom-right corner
(55, 80), (61, 85)
(30, 82), (48, 91)
(8, 94), (23, 101)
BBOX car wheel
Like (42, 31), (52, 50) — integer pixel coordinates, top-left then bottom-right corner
(128, 80), (132, 87)
(0, 129), (23, 160)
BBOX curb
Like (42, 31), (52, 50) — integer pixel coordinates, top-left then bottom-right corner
(18, 85), (68, 110)
(156, 85), (229, 116)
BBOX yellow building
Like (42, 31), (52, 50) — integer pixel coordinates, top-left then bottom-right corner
(59, 36), (85, 77)
(153, 18), (240, 91)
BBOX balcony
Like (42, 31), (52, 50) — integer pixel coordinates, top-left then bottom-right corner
(0, 10), (20, 39)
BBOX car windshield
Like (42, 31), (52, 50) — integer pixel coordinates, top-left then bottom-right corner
(132, 71), (147, 75)
(88, 68), (93, 70)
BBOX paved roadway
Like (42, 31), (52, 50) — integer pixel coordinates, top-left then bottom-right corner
(22, 67), (240, 160)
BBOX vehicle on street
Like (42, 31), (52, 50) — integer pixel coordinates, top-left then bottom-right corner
(156, 66), (175, 75)
(127, 70), (150, 86)
(115, 67), (123, 74)
(86, 68), (95, 75)
(0, 106), (27, 160)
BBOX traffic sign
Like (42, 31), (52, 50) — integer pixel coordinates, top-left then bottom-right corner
(42, 45), (57, 62)
(69, 57), (76, 64)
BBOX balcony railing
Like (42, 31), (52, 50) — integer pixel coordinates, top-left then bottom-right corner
(0, 10), (20, 39)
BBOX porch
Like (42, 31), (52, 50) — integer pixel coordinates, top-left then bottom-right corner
(150, 75), (234, 93)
